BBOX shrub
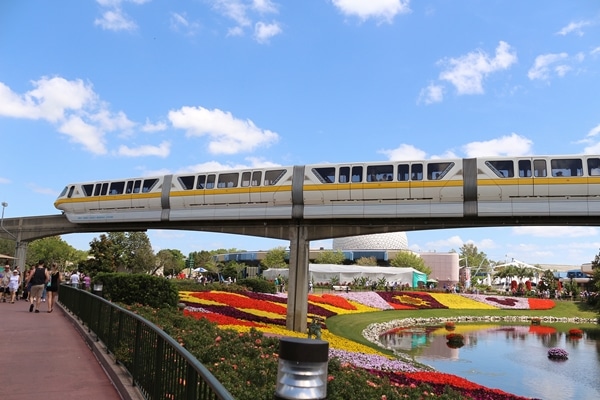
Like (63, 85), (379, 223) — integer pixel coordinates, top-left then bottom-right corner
(94, 273), (178, 308)
(237, 277), (276, 293)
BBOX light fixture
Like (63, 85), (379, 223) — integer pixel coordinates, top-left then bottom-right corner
(274, 337), (329, 400)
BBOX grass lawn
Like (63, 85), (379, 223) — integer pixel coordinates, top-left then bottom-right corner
(326, 299), (599, 355)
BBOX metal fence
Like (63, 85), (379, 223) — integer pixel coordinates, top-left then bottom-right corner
(59, 285), (235, 400)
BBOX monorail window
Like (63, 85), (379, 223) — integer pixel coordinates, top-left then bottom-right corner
(339, 167), (349, 183)
(367, 165), (393, 182)
(109, 181), (125, 195)
(100, 182), (109, 196)
(252, 171), (261, 186)
(486, 160), (513, 178)
(411, 164), (423, 181)
(587, 158), (600, 176)
(352, 166), (362, 182)
(67, 186), (75, 198)
(398, 164), (409, 181)
(179, 176), (195, 190)
(93, 184), (101, 196)
(518, 160), (531, 177)
(264, 169), (285, 186)
(533, 160), (546, 177)
(218, 173), (239, 188)
(312, 167), (336, 183)
(206, 175), (215, 189)
(196, 175), (206, 189)
(82, 184), (94, 196)
(133, 180), (141, 193)
(142, 179), (158, 193)
(551, 158), (582, 177)
(241, 172), (251, 187)
(427, 162), (454, 180)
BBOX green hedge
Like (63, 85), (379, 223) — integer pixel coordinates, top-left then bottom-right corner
(93, 273), (178, 308)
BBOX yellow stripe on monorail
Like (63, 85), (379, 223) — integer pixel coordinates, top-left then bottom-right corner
(54, 191), (161, 206)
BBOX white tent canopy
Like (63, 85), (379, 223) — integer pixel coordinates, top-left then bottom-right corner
(263, 264), (427, 287)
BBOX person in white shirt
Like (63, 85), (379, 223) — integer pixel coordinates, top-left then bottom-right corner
(69, 271), (80, 288)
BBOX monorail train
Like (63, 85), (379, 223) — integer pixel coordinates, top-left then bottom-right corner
(54, 155), (600, 223)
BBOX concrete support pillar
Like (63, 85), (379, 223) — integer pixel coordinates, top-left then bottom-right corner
(15, 240), (28, 269)
(286, 225), (310, 332)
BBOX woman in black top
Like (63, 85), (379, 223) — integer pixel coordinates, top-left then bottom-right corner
(46, 263), (61, 313)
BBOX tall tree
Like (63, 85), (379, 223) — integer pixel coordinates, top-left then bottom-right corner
(314, 250), (346, 265)
(27, 236), (87, 270)
(261, 247), (288, 269)
(82, 232), (156, 276)
(390, 251), (432, 275)
(456, 243), (490, 273)
(155, 249), (185, 276)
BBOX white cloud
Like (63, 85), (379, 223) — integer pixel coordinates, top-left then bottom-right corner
(527, 53), (569, 81)
(462, 133), (533, 157)
(168, 106), (279, 154)
(512, 226), (598, 238)
(438, 41), (517, 95)
(94, 0), (149, 31)
(212, 0), (252, 27)
(418, 82), (444, 104)
(0, 76), (146, 155)
(587, 124), (600, 138)
(170, 12), (201, 36)
(0, 177), (11, 184)
(556, 20), (591, 36)
(58, 115), (108, 155)
(211, 0), (281, 41)
(252, 0), (278, 14)
(254, 21), (282, 43)
(117, 141), (171, 157)
(142, 120), (168, 132)
(591, 46), (600, 56)
(379, 143), (427, 161)
(94, 9), (137, 31)
(331, 0), (411, 23)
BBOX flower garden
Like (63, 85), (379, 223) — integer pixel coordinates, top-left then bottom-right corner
(169, 289), (565, 399)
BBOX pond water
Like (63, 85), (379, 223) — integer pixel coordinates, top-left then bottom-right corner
(379, 324), (600, 400)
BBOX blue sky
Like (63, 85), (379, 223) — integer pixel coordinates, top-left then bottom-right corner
(1, 0), (600, 266)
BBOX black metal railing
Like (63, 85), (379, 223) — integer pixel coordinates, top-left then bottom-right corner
(59, 285), (235, 400)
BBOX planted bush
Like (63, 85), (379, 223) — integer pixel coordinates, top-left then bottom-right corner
(94, 273), (178, 308)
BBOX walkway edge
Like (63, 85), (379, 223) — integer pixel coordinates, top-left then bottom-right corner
(59, 304), (145, 400)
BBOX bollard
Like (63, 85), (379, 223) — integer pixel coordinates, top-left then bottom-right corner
(274, 337), (329, 400)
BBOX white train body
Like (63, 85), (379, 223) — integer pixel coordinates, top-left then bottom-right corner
(54, 155), (600, 223)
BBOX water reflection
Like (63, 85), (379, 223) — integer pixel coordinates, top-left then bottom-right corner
(379, 324), (600, 400)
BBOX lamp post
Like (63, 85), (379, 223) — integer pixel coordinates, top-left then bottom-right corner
(1, 201), (16, 240)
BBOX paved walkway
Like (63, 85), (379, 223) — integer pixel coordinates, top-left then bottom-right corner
(0, 297), (142, 400)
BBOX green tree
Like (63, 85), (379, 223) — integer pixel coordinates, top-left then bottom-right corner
(0, 238), (15, 258)
(122, 232), (156, 273)
(81, 232), (155, 276)
(314, 250), (345, 265)
(26, 236), (87, 269)
(355, 256), (378, 266)
(389, 251), (432, 275)
(261, 247), (288, 269)
(156, 249), (185, 276)
(456, 243), (490, 274)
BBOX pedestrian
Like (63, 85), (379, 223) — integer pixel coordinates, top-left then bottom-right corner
(46, 263), (61, 313)
(26, 260), (49, 313)
(0, 264), (10, 302)
(69, 270), (80, 288)
(8, 268), (21, 303)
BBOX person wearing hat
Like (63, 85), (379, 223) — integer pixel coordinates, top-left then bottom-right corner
(8, 267), (21, 303)
(0, 264), (10, 302)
